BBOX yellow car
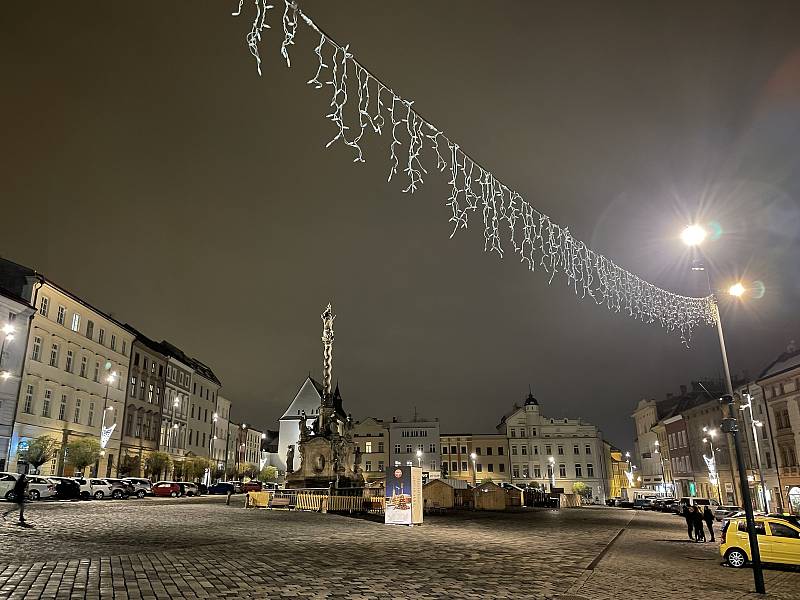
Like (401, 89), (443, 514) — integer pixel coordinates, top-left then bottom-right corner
(720, 516), (800, 568)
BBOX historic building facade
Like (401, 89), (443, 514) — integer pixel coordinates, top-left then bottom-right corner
(499, 391), (607, 501)
(160, 342), (193, 465)
(212, 394), (231, 471)
(186, 359), (220, 461)
(0, 258), (134, 477)
(0, 287), (35, 471)
(120, 333), (166, 476)
(440, 433), (510, 484)
(353, 417), (388, 482)
(389, 414), (441, 479)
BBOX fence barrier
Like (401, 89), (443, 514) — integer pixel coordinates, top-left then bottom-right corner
(245, 487), (386, 515)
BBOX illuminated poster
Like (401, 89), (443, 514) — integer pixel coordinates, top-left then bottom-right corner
(385, 465), (423, 525)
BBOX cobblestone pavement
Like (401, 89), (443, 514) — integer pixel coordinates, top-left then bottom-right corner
(569, 510), (800, 600)
(0, 499), (796, 599)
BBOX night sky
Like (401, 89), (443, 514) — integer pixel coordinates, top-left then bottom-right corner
(2, 2), (799, 452)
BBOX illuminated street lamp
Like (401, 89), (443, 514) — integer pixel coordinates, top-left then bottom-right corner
(681, 224), (764, 593)
(548, 455), (556, 489)
(741, 391), (769, 512)
(470, 452), (477, 486)
(100, 371), (118, 450)
(653, 440), (670, 496)
(416, 449), (423, 468)
(0, 323), (15, 374)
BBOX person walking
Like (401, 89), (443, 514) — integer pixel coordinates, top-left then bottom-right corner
(2, 474), (28, 526)
(683, 504), (694, 540)
(703, 505), (716, 542)
(692, 505), (706, 542)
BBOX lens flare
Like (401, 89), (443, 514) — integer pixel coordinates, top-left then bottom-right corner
(728, 282), (745, 297)
(752, 280), (766, 299)
(707, 221), (724, 242)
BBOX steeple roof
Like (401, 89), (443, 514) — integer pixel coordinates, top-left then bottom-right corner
(280, 375), (347, 420)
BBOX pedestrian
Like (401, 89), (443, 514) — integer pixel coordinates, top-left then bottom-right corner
(1, 474), (28, 526)
(683, 504), (693, 540)
(703, 505), (715, 542)
(692, 505), (705, 542)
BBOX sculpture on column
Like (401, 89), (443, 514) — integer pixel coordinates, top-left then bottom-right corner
(286, 444), (295, 473)
(299, 410), (309, 442)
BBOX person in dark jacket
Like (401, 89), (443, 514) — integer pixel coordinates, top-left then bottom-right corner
(2, 474), (28, 525)
(692, 505), (706, 542)
(703, 505), (716, 541)
(683, 505), (694, 539)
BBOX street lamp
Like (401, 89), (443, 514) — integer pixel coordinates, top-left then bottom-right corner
(100, 371), (118, 449)
(470, 452), (477, 486)
(682, 226), (764, 594)
(548, 455), (556, 490)
(702, 428), (722, 503)
(653, 440), (669, 496)
(741, 391), (769, 512)
(0, 324), (15, 374)
(416, 449), (423, 468)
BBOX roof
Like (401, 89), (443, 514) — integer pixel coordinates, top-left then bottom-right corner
(280, 376), (346, 420)
(654, 379), (727, 420)
(0, 284), (35, 311)
(758, 343), (800, 381)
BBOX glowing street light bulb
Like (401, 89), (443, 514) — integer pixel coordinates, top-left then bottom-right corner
(728, 282), (745, 297)
(680, 224), (707, 247)
(0, 371), (10, 380)
(2, 324), (14, 336)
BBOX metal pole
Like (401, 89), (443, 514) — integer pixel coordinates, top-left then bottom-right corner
(744, 391), (768, 513)
(722, 395), (765, 593)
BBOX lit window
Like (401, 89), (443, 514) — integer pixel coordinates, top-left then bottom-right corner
(71, 313), (81, 332)
(365, 441), (372, 453)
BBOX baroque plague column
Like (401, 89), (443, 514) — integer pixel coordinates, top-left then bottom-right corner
(285, 304), (363, 489)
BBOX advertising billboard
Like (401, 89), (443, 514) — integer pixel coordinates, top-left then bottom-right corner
(385, 465), (423, 525)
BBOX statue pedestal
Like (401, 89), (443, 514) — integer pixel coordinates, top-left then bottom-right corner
(285, 434), (363, 489)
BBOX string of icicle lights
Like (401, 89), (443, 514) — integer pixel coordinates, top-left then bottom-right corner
(233, 1), (717, 343)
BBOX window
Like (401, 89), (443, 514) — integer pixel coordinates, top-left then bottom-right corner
(125, 413), (133, 436)
(521, 465), (529, 478)
(130, 376), (137, 397)
(512, 446), (518, 455)
(533, 465), (541, 478)
(531, 428), (537, 436)
(134, 353), (140, 367)
(41, 393), (51, 418)
(512, 465), (520, 478)
(80, 356), (87, 378)
(378, 460), (384, 472)
(23, 385), (34, 413)
(56, 305), (66, 325)
(365, 461), (372, 472)
(499, 463), (505, 472)
(429, 443), (436, 453)
(406, 444), (412, 453)
(521, 445), (527, 455)
(510, 428), (516, 437)
(88, 402), (95, 426)
(450, 445), (457, 454)
(65, 350), (74, 373)
(461, 461), (468, 471)
(559, 464), (566, 478)
(770, 522), (799, 539)
(533, 445), (539, 455)
(545, 445), (552, 455)
(121, 340), (127, 356)
(74, 398), (81, 423)
(365, 441), (373, 453)
(394, 444), (400, 454)
(587, 464), (594, 477)
(573, 444), (580, 455)
(39, 296), (49, 316)
(110, 334), (116, 351)
(451, 461), (458, 472)
(766, 452), (772, 469)
(71, 313), (81, 332)
(94, 362), (100, 382)
(86, 320), (94, 339)
(148, 384), (153, 403)
(498, 447), (504, 455)
(31, 336), (42, 361)
(476, 463), (483, 472)
(585, 444), (592, 455)
(139, 380), (145, 400)
(487, 463), (494, 472)
(738, 521), (766, 535)
(59, 394), (67, 420)
(98, 329), (105, 345)
(49, 343), (59, 367)
(557, 445), (564, 455)
(460, 446), (467, 454)
(575, 464), (582, 478)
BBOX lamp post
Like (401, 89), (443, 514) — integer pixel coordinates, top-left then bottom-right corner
(470, 452), (477, 486)
(702, 427), (722, 503)
(171, 393), (181, 451)
(653, 440), (669, 496)
(548, 456), (556, 490)
(682, 224), (764, 594)
(100, 371), (118, 459)
(416, 449), (423, 468)
(741, 392), (769, 512)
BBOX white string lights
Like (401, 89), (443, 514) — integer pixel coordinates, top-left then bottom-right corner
(233, 2), (717, 342)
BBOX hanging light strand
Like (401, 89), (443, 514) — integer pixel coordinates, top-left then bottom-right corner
(233, 2), (717, 342)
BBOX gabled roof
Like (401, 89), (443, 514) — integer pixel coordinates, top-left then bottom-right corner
(280, 376), (346, 420)
(758, 343), (800, 382)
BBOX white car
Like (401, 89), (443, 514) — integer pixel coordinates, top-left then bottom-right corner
(74, 477), (114, 500)
(25, 475), (56, 500)
(0, 472), (21, 500)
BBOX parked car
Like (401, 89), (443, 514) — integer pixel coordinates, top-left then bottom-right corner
(49, 476), (81, 500)
(123, 478), (153, 498)
(25, 475), (57, 500)
(104, 478), (135, 499)
(242, 480), (263, 493)
(0, 472), (21, 500)
(656, 499), (677, 513)
(153, 481), (182, 497)
(767, 513), (800, 528)
(633, 498), (655, 510)
(714, 505), (742, 521)
(207, 482), (235, 495)
(721, 516), (800, 568)
(232, 481), (244, 494)
(74, 477), (114, 500)
(177, 482), (199, 497)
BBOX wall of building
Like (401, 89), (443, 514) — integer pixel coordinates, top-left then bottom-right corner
(389, 417), (440, 479)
